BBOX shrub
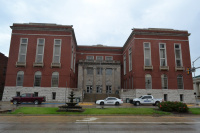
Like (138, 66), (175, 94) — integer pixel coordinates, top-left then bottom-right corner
(158, 101), (188, 113)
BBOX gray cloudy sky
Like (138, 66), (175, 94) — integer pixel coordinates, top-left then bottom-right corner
(0, 0), (200, 76)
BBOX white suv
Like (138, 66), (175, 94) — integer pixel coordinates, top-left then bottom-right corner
(96, 97), (123, 105)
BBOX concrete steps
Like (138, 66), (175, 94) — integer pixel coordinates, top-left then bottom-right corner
(83, 93), (120, 102)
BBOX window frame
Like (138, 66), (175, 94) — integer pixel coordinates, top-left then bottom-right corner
(34, 71), (42, 87)
(87, 67), (93, 75)
(51, 72), (59, 87)
(161, 74), (168, 89)
(105, 56), (113, 61)
(129, 48), (132, 71)
(86, 56), (94, 60)
(143, 42), (152, 66)
(52, 39), (62, 63)
(96, 56), (103, 61)
(174, 43), (183, 67)
(18, 38), (28, 63)
(145, 74), (152, 89)
(35, 38), (45, 63)
(16, 71), (24, 86)
(106, 68), (112, 75)
(159, 43), (167, 66)
(177, 75), (184, 89)
(123, 54), (126, 75)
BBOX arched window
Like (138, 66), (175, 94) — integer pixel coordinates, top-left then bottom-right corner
(16, 71), (24, 86)
(145, 74), (152, 89)
(161, 74), (168, 89)
(34, 71), (42, 87)
(177, 75), (184, 89)
(52, 72), (59, 87)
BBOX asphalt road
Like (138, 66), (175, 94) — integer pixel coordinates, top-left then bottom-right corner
(0, 116), (200, 133)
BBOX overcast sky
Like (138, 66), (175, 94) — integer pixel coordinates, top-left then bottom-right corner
(0, 0), (200, 76)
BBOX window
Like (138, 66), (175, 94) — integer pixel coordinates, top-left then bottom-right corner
(96, 86), (102, 93)
(159, 43), (167, 66)
(144, 42), (151, 66)
(174, 44), (182, 67)
(180, 94), (184, 101)
(164, 94), (168, 101)
(177, 75), (184, 89)
(123, 54), (126, 75)
(129, 78), (131, 89)
(18, 38), (28, 62)
(34, 71), (42, 87)
(16, 71), (24, 86)
(132, 77), (133, 89)
(145, 74), (152, 89)
(106, 68), (112, 75)
(52, 92), (56, 100)
(71, 45), (74, 69)
(87, 68), (93, 75)
(51, 72), (59, 87)
(53, 39), (61, 63)
(106, 86), (112, 94)
(161, 74), (168, 89)
(86, 56), (94, 60)
(16, 92), (20, 97)
(96, 56), (103, 61)
(129, 48), (132, 71)
(35, 38), (45, 63)
(86, 86), (92, 93)
(105, 56), (113, 60)
(3, 67), (6, 76)
(96, 68), (102, 75)
(73, 54), (76, 72)
(21, 94), (26, 97)
(34, 92), (38, 97)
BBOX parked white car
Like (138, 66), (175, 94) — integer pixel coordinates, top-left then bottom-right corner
(96, 97), (123, 105)
(132, 95), (163, 106)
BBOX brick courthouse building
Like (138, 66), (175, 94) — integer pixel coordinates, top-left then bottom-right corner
(2, 23), (195, 103)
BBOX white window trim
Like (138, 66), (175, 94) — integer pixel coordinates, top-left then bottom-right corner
(159, 43), (167, 66)
(71, 45), (74, 69)
(16, 71), (24, 86)
(177, 75), (184, 89)
(143, 42), (152, 66)
(123, 54), (126, 75)
(174, 43), (183, 67)
(51, 72), (59, 87)
(129, 48), (132, 71)
(73, 53), (76, 73)
(86, 56), (94, 60)
(34, 71), (42, 87)
(145, 74), (152, 89)
(35, 38), (45, 63)
(18, 38), (28, 62)
(96, 56), (103, 61)
(161, 74), (168, 89)
(52, 39), (62, 63)
(105, 56), (113, 60)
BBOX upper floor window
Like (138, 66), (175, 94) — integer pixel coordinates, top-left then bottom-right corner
(159, 43), (167, 66)
(35, 38), (45, 63)
(161, 74), (168, 89)
(174, 44), (182, 67)
(105, 56), (113, 61)
(123, 54), (126, 75)
(106, 68), (112, 75)
(96, 56), (103, 61)
(51, 72), (59, 87)
(16, 71), (24, 86)
(71, 45), (74, 69)
(73, 53), (76, 72)
(145, 74), (152, 89)
(177, 75), (184, 89)
(53, 39), (61, 63)
(18, 38), (28, 63)
(34, 71), (42, 87)
(86, 56), (94, 60)
(144, 42), (151, 66)
(129, 48), (132, 71)
(87, 67), (93, 75)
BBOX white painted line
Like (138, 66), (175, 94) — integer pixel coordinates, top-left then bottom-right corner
(75, 122), (200, 124)
(76, 117), (99, 122)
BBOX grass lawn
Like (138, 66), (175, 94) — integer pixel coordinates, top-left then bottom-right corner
(10, 107), (171, 115)
(189, 108), (200, 115)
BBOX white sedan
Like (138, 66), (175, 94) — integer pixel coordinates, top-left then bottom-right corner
(96, 97), (123, 105)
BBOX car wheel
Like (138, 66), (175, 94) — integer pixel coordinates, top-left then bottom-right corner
(34, 100), (39, 105)
(13, 100), (18, 105)
(115, 102), (119, 106)
(100, 102), (104, 105)
(155, 101), (160, 106)
(135, 101), (140, 106)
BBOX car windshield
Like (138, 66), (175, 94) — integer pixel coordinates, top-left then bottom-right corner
(139, 96), (143, 98)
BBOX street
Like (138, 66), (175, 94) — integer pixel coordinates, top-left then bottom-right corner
(0, 115), (200, 133)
